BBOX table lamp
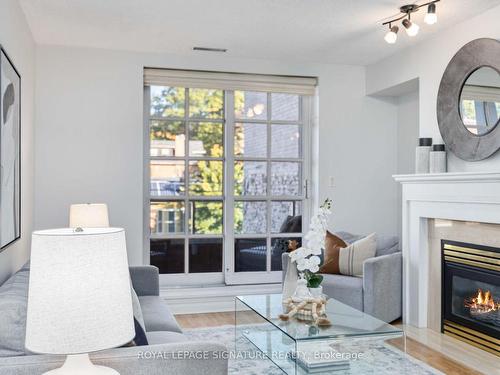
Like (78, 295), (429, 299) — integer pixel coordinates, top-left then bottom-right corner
(69, 203), (110, 228)
(25, 228), (134, 375)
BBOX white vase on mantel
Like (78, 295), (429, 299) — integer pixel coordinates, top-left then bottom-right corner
(282, 255), (298, 301)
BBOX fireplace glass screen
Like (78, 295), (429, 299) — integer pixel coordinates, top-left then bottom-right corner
(442, 240), (500, 355)
(451, 275), (500, 332)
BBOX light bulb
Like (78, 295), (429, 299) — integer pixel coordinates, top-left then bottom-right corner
(402, 19), (419, 37)
(424, 3), (437, 25)
(424, 13), (437, 25)
(384, 25), (399, 44)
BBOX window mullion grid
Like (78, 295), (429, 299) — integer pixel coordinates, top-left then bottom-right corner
(234, 233), (268, 239)
(151, 156), (224, 162)
(184, 87), (189, 275)
(233, 157), (302, 163)
(225, 91), (235, 276)
(145, 86), (152, 265)
(236, 118), (302, 126)
(150, 116), (225, 123)
(300, 96), (309, 238)
(266, 92), (272, 273)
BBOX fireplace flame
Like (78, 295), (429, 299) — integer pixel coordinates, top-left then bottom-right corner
(465, 289), (499, 313)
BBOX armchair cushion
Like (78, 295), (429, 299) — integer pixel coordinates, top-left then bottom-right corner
(374, 236), (399, 256)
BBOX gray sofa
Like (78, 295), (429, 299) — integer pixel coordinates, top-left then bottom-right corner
(0, 264), (228, 375)
(282, 231), (402, 323)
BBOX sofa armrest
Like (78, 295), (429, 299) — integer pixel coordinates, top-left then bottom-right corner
(130, 266), (160, 296)
(0, 341), (228, 375)
(362, 252), (402, 323)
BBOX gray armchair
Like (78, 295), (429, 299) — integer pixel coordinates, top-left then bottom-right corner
(282, 231), (402, 323)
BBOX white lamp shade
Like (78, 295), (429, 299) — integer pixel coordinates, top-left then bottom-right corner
(25, 228), (134, 355)
(69, 203), (109, 228)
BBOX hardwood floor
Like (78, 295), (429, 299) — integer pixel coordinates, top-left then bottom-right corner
(387, 336), (483, 375)
(175, 312), (485, 375)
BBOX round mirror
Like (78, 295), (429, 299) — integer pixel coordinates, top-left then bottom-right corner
(459, 66), (500, 135)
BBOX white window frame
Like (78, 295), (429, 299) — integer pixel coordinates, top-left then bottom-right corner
(224, 91), (312, 285)
(144, 86), (225, 286)
(143, 70), (315, 287)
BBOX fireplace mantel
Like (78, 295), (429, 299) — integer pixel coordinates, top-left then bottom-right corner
(393, 171), (500, 329)
(394, 171), (500, 184)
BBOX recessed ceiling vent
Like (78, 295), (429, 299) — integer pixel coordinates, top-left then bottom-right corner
(193, 47), (227, 53)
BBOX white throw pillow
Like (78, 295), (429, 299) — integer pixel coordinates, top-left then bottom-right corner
(339, 233), (377, 277)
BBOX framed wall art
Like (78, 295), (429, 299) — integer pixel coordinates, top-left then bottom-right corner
(0, 46), (21, 250)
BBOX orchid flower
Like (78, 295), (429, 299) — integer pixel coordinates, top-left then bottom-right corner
(289, 198), (332, 276)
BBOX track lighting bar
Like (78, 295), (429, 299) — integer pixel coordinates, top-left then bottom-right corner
(382, 0), (440, 44)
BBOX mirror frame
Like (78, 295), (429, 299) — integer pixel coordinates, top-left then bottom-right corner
(437, 38), (500, 161)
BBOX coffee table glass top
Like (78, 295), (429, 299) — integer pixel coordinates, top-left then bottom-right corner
(237, 294), (403, 341)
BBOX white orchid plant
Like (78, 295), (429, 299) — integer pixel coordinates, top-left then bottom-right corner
(289, 198), (332, 288)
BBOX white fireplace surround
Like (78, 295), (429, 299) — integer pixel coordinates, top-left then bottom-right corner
(394, 171), (500, 328)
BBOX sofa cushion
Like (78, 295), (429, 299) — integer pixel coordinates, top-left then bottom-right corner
(0, 268), (30, 357)
(145, 331), (188, 345)
(321, 274), (363, 311)
(138, 296), (182, 333)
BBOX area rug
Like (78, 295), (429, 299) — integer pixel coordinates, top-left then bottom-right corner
(184, 325), (443, 374)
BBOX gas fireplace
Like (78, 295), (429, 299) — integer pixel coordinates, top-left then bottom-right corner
(442, 240), (500, 356)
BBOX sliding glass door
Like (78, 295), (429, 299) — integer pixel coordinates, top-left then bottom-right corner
(224, 91), (309, 284)
(145, 79), (311, 286)
(147, 86), (225, 285)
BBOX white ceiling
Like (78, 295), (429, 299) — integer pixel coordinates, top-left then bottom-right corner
(19, 0), (500, 66)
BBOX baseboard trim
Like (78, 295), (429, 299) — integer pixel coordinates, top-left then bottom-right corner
(162, 283), (282, 314)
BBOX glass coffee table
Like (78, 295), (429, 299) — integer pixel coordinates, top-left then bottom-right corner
(235, 294), (406, 374)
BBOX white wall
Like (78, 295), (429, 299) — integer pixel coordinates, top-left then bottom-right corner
(34, 45), (399, 265)
(0, 0), (35, 283)
(396, 91), (419, 237)
(366, 4), (500, 172)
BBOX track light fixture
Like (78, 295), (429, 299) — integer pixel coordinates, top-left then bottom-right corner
(402, 18), (419, 37)
(384, 25), (399, 44)
(382, 0), (439, 44)
(424, 3), (438, 24)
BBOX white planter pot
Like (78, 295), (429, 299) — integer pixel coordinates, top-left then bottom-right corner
(309, 286), (323, 298)
(282, 255), (298, 300)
